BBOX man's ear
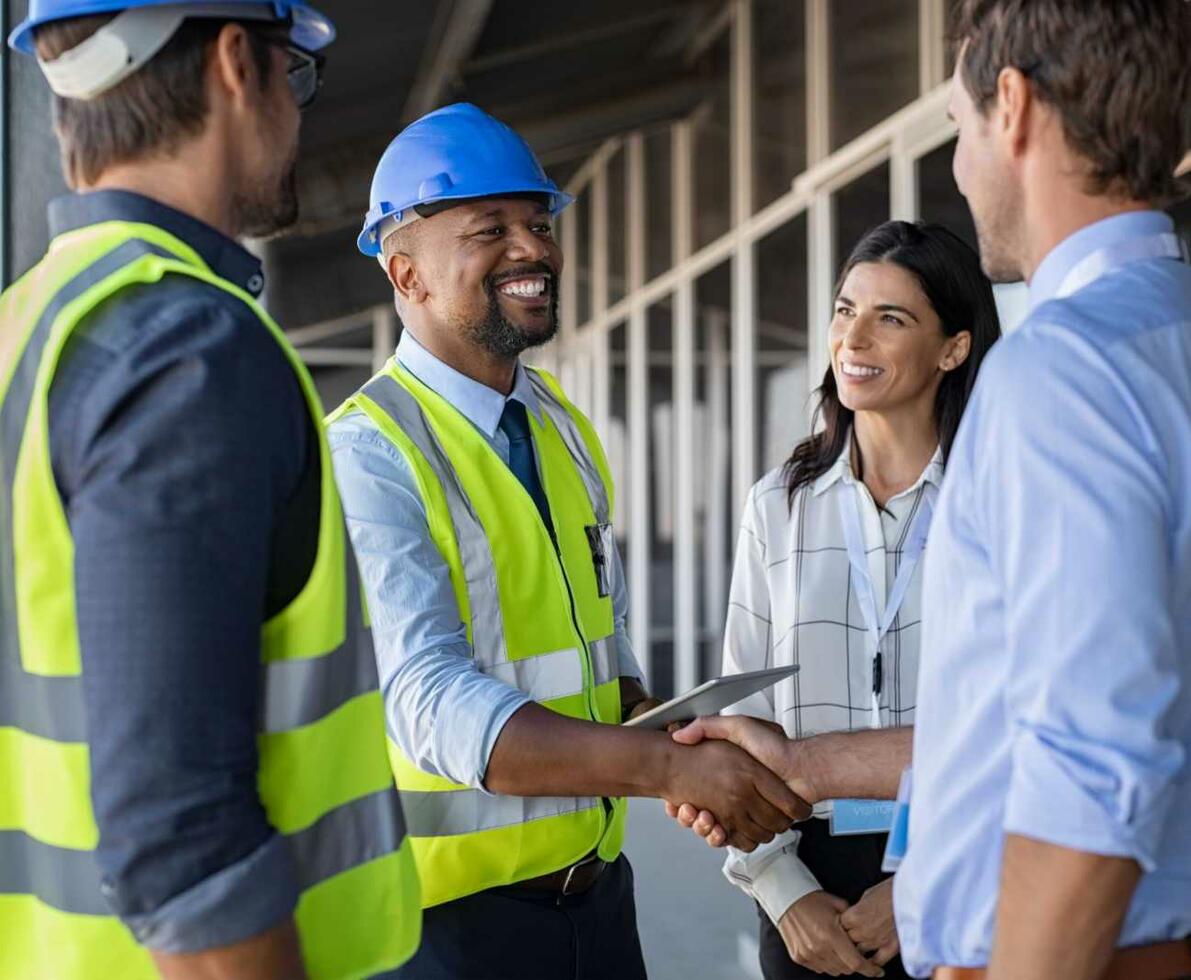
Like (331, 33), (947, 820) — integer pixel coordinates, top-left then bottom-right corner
(995, 65), (1033, 159)
(208, 23), (266, 112)
(388, 252), (428, 305)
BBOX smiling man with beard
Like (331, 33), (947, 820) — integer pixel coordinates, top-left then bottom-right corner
(327, 103), (809, 980)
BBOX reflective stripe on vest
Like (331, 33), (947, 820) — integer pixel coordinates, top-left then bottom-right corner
(526, 371), (611, 526)
(347, 362), (625, 906)
(359, 373), (508, 666)
(0, 784), (405, 917)
(0, 223), (419, 979)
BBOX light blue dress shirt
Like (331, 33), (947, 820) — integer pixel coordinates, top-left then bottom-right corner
(328, 331), (641, 790)
(895, 211), (1191, 976)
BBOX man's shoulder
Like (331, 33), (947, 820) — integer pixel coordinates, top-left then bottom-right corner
(48, 272), (310, 484)
(72, 272), (271, 359)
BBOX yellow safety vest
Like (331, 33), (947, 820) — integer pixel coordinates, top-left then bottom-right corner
(0, 218), (420, 979)
(329, 358), (628, 908)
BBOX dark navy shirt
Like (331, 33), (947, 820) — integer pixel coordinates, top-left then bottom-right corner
(46, 191), (319, 953)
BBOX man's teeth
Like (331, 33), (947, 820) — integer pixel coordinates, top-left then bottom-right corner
(499, 279), (547, 297)
(842, 362), (883, 377)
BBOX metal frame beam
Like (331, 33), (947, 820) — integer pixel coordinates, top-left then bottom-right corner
(590, 162), (611, 439)
(402, 0), (495, 123)
(465, 7), (691, 74)
(672, 119), (697, 694)
(625, 133), (652, 684)
(729, 0), (757, 525)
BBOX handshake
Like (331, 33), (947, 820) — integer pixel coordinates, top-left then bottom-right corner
(659, 714), (818, 851)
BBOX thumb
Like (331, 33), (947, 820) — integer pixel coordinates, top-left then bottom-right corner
(824, 893), (851, 914)
(756, 765), (811, 822)
(839, 902), (861, 930)
(671, 716), (717, 745)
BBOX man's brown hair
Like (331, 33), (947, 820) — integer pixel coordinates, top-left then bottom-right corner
(35, 14), (275, 188)
(954, 0), (1191, 205)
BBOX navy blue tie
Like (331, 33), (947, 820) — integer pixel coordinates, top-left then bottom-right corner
(498, 400), (554, 537)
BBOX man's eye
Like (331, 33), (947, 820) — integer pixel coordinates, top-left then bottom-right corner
(835, 305), (853, 317)
(478, 227), (504, 237)
(882, 314), (906, 326)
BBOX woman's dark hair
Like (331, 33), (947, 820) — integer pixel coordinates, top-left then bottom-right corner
(783, 220), (1001, 508)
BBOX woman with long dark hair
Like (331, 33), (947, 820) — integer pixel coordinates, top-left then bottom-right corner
(709, 221), (1000, 979)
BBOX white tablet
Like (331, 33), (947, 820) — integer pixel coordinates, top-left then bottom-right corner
(623, 665), (799, 730)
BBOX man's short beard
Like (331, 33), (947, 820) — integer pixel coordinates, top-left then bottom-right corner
(969, 177), (1025, 285)
(974, 216), (1024, 284)
(464, 280), (560, 359)
(237, 159), (300, 240)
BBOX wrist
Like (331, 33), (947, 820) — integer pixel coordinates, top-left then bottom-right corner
(650, 737), (684, 800)
(793, 736), (828, 804)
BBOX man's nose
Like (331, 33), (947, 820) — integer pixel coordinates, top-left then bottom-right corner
(505, 225), (551, 263)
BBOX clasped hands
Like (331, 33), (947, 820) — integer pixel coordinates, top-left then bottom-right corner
(664, 714), (813, 848)
(663, 715), (897, 978)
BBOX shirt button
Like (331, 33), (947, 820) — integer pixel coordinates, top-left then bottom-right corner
(246, 273), (265, 295)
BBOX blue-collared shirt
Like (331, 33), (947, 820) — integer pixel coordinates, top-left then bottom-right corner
(39, 191), (318, 952)
(328, 331), (642, 790)
(895, 211), (1191, 975)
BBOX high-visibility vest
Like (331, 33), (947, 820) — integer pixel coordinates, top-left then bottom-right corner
(329, 359), (629, 908)
(0, 218), (421, 979)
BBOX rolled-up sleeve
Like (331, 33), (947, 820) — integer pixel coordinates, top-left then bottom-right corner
(984, 329), (1183, 871)
(328, 414), (530, 789)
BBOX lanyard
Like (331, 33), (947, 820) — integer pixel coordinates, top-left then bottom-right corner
(1055, 231), (1184, 299)
(838, 481), (937, 729)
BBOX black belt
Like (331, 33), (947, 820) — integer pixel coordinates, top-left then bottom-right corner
(516, 853), (608, 898)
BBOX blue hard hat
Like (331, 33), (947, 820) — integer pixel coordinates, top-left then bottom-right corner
(9, 0), (334, 54)
(358, 102), (573, 257)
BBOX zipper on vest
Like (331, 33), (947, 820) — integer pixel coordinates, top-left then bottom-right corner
(531, 438), (613, 822)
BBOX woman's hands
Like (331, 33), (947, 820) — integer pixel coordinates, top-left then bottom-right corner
(777, 890), (886, 978)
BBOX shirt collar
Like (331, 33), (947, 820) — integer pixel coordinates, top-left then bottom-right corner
(811, 431), (944, 498)
(395, 330), (542, 438)
(47, 190), (266, 298)
(1028, 210), (1175, 310)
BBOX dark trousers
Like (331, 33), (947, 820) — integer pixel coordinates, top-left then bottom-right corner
(394, 855), (648, 980)
(758, 818), (911, 980)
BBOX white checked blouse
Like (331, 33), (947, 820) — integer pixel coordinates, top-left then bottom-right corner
(719, 439), (943, 923)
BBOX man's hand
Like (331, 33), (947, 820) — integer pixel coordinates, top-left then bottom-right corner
(663, 739), (809, 851)
(665, 714), (812, 847)
(777, 891), (885, 978)
(840, 878), (899, 968)
(673, 714), (819, 803)
(624, 697), (663, 722)
(619, 677), (661, 723)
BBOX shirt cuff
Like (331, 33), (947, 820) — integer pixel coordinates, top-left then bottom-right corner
(614, 626), (644, 683)
(1003, 729), (1173, 873)
(722, 828), (822, 925)
(476, 689), (533, 794)
(119, 832), (299, 954)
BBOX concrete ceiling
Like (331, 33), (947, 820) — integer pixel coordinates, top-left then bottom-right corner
(290, 0), (724, 240)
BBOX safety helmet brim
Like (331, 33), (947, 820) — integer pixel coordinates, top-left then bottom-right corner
(358, 186), (575, 258)
(9, 1), (335, 55)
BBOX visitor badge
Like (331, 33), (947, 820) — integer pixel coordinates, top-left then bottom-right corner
(881, 768), (913, 873)
(830, 799), (896, 835)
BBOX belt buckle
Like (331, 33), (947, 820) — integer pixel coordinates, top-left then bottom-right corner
(559, 855), (597, 900)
